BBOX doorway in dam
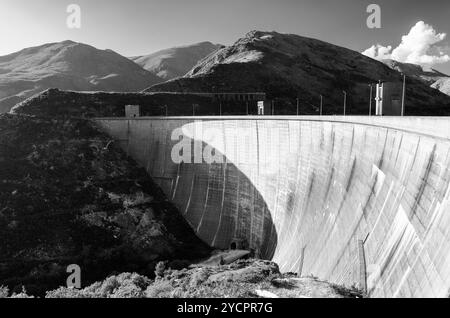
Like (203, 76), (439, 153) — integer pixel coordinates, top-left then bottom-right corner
(230, 242), (237, 250)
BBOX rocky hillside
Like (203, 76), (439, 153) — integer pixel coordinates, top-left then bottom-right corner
(432, 78), (450, 96)
(131, 42), (222, 80)
(146, 31), (450, 115)
(382, 59), (450, 96)
(1, 260), (364, 298)
(0, 41), (163, 113)
(0, 113), (210, 296)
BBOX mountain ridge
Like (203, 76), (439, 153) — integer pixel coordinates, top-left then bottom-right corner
(0, 41), (163, 113)
(130, 41), (222, 80)
(146, 30), (450, 115)
(381, 59), (450, 96)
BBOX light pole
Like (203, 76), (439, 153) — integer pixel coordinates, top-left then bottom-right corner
(343, 91), (347, 116)
(369, 84), (373, 116)
(401, 74), (406, 116)
(296, 98), (299, 116)
(320, 95), (323, 116)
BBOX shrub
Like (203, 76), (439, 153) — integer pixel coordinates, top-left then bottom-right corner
(99, 276), (120, 297)
(10, 287), (34, 298)
(154, 261), (167, 278)
(110, 284), (145, 298)
(0, 286), (9, 298)
(146, 280), (174, 298)
(189, 269), (210, 288)
(129, 273), (151, 290)
(46, 287), (84, 298)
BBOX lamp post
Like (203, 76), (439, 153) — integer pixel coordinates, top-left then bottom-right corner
(369, 84), (373, 116)
(343, 91), (347, 116)
(296, 98), (299, 116)
(320, 95), (323, 116)
(401, 74), (406, 117)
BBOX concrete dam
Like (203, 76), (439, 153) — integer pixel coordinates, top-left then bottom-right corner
(95, 116), (450, 298)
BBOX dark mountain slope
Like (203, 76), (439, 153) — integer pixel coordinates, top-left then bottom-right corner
(147, 31), (450, 115)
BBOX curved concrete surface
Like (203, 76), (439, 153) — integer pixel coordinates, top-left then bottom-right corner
(96, 116), (450, 297)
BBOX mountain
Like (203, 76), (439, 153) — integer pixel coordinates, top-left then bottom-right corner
(432, 78), (450, 96)
(382, 59), (450, 96)
(382, 59), (449, 84)
(146, 31), (450, 115)
(130, 42), (222, 80)
(0, 41), (163, 113)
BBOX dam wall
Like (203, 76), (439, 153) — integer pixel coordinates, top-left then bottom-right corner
(95, 116), (450, 298)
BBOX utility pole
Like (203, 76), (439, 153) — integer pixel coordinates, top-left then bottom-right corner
(320, 95), (323, 116)
(401, 74), (406, 117)
(369, 84), (373, 116)
(343, 91), (347, 116)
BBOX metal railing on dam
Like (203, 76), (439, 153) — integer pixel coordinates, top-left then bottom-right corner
(94, 116), (450, 298)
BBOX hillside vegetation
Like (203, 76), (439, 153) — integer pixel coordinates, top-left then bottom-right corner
(0, 113), (209, 295)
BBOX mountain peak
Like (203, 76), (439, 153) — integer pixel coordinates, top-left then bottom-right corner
(131, 41), (222, 80)
(244, 30), (277, 38)
(0, 41), (162, 113)
(61, 40), (77, 45)
(147, 30), (450, 114)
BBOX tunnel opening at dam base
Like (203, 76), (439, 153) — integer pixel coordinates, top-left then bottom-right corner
(96, 116), (450, 298)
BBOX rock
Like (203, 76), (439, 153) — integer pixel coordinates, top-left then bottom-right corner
(81, 212), (107, 227)
(255, 290), (279, 298)
(139, 208), (155, 227)
(147, 223), (165, 237)
(112, 213), (136, 231)
(207, 260), (279, 284)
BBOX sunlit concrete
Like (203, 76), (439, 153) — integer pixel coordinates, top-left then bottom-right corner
(96, 116), (450, 298)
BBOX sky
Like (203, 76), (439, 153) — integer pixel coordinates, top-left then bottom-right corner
(1, 0), (449, 73)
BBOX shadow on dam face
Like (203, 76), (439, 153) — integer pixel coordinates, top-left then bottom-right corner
(96, 116), (450, 298)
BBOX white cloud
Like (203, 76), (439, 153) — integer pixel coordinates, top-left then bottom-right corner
(362, 44), (392, 60)
(362, 21), (450, 68)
